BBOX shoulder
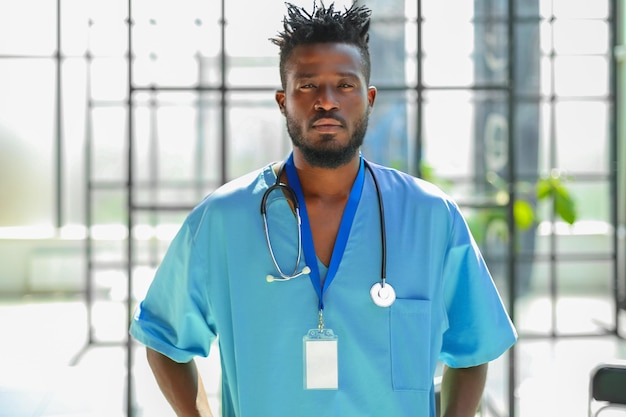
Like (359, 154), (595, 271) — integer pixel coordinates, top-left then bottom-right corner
(185, 164), (274, 233)
(366, 161), (458, 211)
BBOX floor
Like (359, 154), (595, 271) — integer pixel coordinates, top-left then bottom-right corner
(1, 296), (625, 417)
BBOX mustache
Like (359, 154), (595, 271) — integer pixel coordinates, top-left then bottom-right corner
(309, 112), (346, 128)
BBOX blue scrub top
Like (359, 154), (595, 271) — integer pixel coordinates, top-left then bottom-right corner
(130, 160), (517, 417)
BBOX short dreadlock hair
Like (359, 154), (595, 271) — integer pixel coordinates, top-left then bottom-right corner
(270, 1), (372, 88)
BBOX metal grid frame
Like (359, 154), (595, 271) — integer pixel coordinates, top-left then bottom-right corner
(0, 0), (617, 416)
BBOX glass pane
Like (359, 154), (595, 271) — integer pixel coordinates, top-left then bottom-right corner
(196, 94), (224, 187)
(554, 56), (609, 97)
(483, 351), (511, 417)
(555, 260), (614, 334)
(424, 0), (475, 20)
(62, 59), (88, 225)
(226, 92), (289, 181)
(403, 0), (418, 21)
(155, 106), (200, 182)
(0, 0), (57, 55)
(0, 59), (55, 227)
(515, 259), (614, 336)
(423, 21), (474, 87)
(552, 0), (609, 19)
(367, 0), (411, 19)
(370, 21), (408, 86)
(473, 90), (510, 182)
(88, 1), (127, 30)
(225, 0), (362, 58)
(534, 183), (610, 249)
(91, 57), (128, 101)
(225, 1), (284, 58)
(539, 56), (553, 97)
(91, 189), (127, 225)
(473, 22), (509, 86)
(134, 54), (201, 88)
(88, 19), (127, 57)
(86, 0), (127, 57)
(422, 90), (474, 178)
(91, 106), (126, 182)
(61, 0), (89, 56)
(538, 102), (554, 176)
(475, 213), (512, 300)
(558, 182), (610, 223)
(515, 22), (541, 93)
(553, 19), (609, 55)
(555, 101), (608, 172)
(403, 21), (418, 86)
(227, 57), (280, 88)
(133, 91), (221, 206)
(135, 211), (186, 247)
(539, 20), (553, 56)
(91, 233), (125, 263)
(514, 102), (541, 179)
(516, 259), (553, 335)
(92, 293), (129, 342)
(133, 0), (220, 87)
(363, 90), (415, 174)
(516, 0), (541, 18)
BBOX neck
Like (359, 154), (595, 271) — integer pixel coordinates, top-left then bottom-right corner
(290, 150), (360, 200)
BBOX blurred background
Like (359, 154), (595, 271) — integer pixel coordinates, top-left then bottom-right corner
(0, 0), (624, 416)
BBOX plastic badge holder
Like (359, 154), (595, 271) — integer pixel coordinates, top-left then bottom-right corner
(303, 328), (338, 390)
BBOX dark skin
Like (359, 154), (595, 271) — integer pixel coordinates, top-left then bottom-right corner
(275, 42), (376, 266)
(146, 42), (488, 417)
(441, 363), (488, 417)
(146, 348), (212, 417)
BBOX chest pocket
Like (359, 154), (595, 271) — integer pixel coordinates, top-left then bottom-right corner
(389, 298), (432, 391)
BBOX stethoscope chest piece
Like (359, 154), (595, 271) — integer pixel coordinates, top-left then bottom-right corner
(370, 281), (396, 307)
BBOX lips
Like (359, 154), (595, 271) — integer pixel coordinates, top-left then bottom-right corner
(311, 118), (343, 129)
(312, 118), (342, 127)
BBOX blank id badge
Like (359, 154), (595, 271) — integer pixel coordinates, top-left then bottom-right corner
(303, 328), (338, 390)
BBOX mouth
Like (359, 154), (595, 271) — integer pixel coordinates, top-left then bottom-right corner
(311, 118), (344, 132)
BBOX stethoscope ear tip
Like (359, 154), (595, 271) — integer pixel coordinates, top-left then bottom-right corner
(302, 266), (311, 274)
(266, 275), (275, 283)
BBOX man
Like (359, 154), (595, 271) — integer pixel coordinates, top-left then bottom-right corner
(130, 2), (517, 417)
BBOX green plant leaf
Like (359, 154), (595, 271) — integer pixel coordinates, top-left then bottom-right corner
(514, 200), (534, 230)
(536, 178), (552, 200)
(466, 216), (485, 244)
(554, 190), (577, 224)
(535, 175), (578, 225)
(419, 162), (435, 182)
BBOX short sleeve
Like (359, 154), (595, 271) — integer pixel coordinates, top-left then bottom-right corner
(129, 219), (217, 363)
(438, 203), (517, 368)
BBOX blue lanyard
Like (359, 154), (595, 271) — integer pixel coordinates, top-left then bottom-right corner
(284, 153), (365, 310)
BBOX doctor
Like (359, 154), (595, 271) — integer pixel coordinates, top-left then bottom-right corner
(130, 2), (517, 417)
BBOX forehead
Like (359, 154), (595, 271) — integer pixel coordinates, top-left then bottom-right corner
(284, 43), (366, 80)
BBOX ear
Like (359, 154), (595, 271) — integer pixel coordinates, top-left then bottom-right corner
(367, 86), (377, 112)
(275, 90), (286, 115)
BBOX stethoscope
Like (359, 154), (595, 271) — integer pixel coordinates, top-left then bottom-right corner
(260, 158), (396, 308)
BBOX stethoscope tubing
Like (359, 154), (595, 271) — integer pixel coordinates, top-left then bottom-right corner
(363, 160), (387, 286)
(260, 158), (387, 284)
(260, 181), (306, 280)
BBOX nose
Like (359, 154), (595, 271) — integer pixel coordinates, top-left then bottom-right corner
(313, 85), (339, 112)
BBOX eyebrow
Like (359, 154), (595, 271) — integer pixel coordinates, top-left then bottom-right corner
(293, 72), (361, 80)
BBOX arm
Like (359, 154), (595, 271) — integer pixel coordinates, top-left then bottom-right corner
(146, 348), (213, 417)
(440, 363), (488, 417)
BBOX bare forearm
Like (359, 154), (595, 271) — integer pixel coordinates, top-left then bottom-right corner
(440, 363), (488, 417)
(146, 348), (213, 417)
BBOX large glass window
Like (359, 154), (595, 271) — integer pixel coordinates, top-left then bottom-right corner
(0, 1), (619, 416)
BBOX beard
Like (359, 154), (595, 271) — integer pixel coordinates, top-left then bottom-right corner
(286, 111), (369, 169)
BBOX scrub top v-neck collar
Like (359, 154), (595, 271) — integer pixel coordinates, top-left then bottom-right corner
(284, 153), (365, 311)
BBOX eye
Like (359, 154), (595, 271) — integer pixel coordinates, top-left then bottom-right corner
(339, 83), (355, 89)
(299, 83), (316, 89)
